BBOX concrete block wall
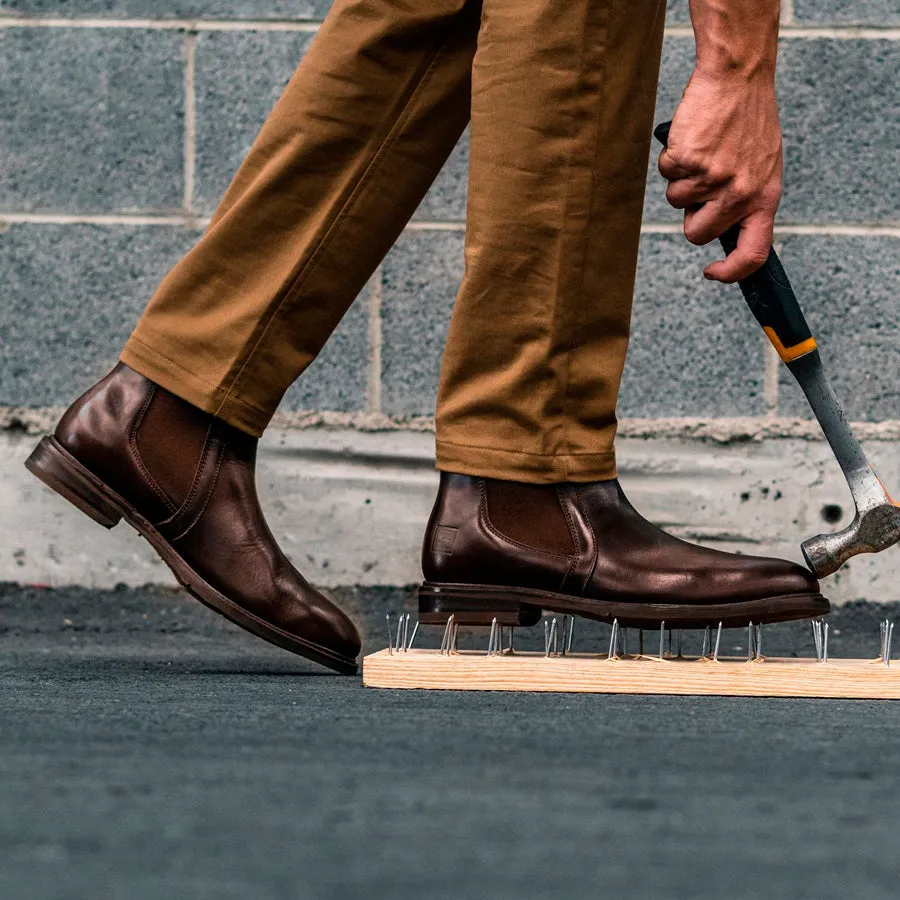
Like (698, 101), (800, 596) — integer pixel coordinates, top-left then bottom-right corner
(0, 1), (898, 597)
(1, 0), (897, 423)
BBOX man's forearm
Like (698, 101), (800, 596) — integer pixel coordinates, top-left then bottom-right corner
(690, 0), (780, 80)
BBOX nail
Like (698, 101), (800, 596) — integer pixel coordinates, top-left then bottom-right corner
(713, 621), (723, 662)
(488, 617), (499, 656)
(608, 619), (619, 660)
(386, 613), (393, 655)
(407, 620), (420, 652)
(659, 621), (666, 660)
(400, 613), (410, 652)
(440, 615), (456, 655)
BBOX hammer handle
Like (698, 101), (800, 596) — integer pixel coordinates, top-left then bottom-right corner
(654, 121), (817, 365)
(654, 118), (881, 484)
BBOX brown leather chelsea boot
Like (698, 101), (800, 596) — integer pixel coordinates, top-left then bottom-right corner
(419, 472), (829, 629)
(26, 363), (361, 674)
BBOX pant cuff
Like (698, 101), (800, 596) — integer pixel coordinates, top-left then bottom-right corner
(120, 336), (271, 438)
(435, 439), (617, 484)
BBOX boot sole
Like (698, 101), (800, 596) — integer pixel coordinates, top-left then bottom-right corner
(418, 580), (831, 630)
(25, 436), (359, 675)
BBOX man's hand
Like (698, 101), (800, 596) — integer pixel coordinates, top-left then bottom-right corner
(660, 0), (784, 283)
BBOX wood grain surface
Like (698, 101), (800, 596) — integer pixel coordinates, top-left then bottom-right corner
(363, 649), (900, 699)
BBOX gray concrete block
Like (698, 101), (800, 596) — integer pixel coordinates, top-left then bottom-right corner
(778, 39), (899, 223)
(0, 28), (184, 214)
(0, 223), (200, 406)
(619, 234), (767, 417)
(645, 38), (900, 225)
(194, 30), (315, 214)
(794, 0), (900, 25)
(380, 230), (463, 416)
(0, 0), (334, 18)
(776, 236), (900, 421)
(280, 281), (369, 412)
(666, 0), (690, 24)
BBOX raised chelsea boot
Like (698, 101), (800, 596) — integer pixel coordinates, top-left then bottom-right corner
(25, 363), (361, 674)
(419, 473), (829, 629)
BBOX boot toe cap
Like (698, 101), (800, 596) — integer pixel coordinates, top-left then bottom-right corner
(737, 555), (822, 600)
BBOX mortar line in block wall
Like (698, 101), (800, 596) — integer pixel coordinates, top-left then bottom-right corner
(365, 264), (384, 416)
(666, 26), (900, 39)
(404, 222), (900, 237)
(0, 213), (204, 227)
(0, 17), (323, 31)
(182, 31), (197, 216)
(0, 18), (899, 38)
(2, 215), (899, 237)
(781, 0), (795, 27)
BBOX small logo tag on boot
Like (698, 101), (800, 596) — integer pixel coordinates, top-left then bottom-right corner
(432, 525), (458, 555)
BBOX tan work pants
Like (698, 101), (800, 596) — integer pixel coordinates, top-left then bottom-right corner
(121, 0), (667, 483)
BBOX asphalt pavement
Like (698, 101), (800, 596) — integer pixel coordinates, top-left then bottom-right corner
(2, 583), (900, 899)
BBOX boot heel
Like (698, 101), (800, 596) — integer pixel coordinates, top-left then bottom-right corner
(25, 436), (123, 529)
(417, 582), (542, 627)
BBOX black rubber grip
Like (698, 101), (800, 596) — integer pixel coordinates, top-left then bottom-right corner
(654, 121), (815, 360)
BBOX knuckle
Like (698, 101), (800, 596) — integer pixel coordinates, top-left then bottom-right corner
(730, 179), (754, 203)
(747, 249), (770, 268)
(666, 186), (689, 208)
(667, 148), (704, 178)
(703, 165), (727, 187)
(683, 223), (708, 246)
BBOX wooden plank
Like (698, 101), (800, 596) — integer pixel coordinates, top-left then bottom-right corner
(362, 649), (900, 699)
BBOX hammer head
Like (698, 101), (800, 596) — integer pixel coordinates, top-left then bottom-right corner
(802, 502), (900, 578)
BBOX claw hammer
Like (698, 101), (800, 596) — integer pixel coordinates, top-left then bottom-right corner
(655, 121), (900, 577)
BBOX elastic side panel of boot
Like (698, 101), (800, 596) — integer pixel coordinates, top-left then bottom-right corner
(484, 479), (576, 556)
(135, 389), (212, 507)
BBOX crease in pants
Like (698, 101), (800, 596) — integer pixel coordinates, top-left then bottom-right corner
(121, 0), (667, 484)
